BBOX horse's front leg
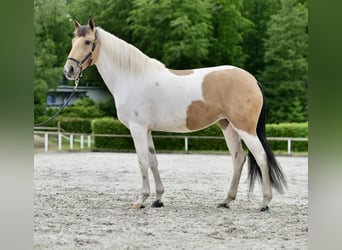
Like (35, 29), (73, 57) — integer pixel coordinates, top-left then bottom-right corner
(130, 124), (151, 209)
(147, 131), (164, 207)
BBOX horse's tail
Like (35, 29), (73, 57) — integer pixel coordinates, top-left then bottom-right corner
(247, 82), (287, 194)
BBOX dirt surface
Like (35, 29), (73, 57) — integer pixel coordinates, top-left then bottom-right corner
(34, 152), (308, 249)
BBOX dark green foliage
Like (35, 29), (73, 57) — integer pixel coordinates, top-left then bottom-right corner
(152, 125), (227, 151)
(34, 115), (58, 128)
(266, 122), (308, 151)
(92, 118), (134, 151)
(91, 118), (308, 153)
(58, 117), (92, 133)
(34, 0), (308, 126)
(261, 0), (308, 83)
(38, 95), (116, 130)
(242, 0), (281, 76)
(263, 81), (307, 123)
(34, 79), (48, 123)
(34, 0), (72, 122)
(209, 0), (252, 67)
(60, 106), (105, 118)
(128, 0), (212, 68)
(260, 0), (308, 123)
(97, 96), (117, 118)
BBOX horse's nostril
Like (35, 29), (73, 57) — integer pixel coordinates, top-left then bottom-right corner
(70, 65), (74, 73)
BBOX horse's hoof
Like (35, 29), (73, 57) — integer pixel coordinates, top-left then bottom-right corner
(217, 203), (230, 209)
(260, 206), (269, 212)
(133, 203), (145, 209)
(151, 200), (164, 208)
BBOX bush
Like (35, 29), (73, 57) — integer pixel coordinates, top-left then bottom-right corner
(152, 125), (227, 151)
(57, 117), (92, 133)
(91, 118), (308, 153)
(34, 115), (58, 127)
(266, 122), (308, 152)
(92, 118), (134, 150)
(98, 96), (117, 118)
(60, 106), (105, 118)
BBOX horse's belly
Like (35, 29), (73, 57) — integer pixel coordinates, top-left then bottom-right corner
(149, 100), (222, 133)
(149, 105), (191, 133)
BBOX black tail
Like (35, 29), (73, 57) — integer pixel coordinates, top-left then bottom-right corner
(248, 82), (287, 194)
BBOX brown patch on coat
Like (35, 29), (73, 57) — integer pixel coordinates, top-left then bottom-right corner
(186, 100), (222, 130)
(186, 68), (262, 135)
(169, 69), (194, 76)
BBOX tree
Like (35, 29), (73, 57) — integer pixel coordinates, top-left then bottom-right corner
(262, 0), (308, 83)
(242, 0), (280, 76)
(34, 0), (308, 124)
(209, 0), (252, 67)
(260, 0), (308, 123)
(128, 0), (251, 69)
(128, 0), (212, 69)
(34, 0), (71, 121)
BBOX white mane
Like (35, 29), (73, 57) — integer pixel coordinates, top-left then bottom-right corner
(96, 27), (165, 75)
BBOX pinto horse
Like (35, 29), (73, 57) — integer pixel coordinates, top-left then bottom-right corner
(64, 17), (287, 211)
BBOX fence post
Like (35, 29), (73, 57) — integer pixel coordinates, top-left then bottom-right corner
(44, 133), (48, 152)
(287, 138), (291, 155)
(57, 121), (61, 133)
(184, 136), (188, 152)
(58, 133), (62, 150)
(70, 134), (73, 150)
(87, 135), (91, 148)
(80, 135), (84, 149)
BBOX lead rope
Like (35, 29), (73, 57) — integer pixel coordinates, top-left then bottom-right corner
(33, 75), (81, 127)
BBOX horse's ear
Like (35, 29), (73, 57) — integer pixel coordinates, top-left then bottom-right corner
(88, 16), (95, 31)
(73, 20), (81, 30)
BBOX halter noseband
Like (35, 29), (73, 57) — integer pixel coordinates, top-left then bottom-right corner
(67, 29), (98, 79)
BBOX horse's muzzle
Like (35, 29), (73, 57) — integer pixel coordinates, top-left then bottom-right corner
(64, 63), (79, 80)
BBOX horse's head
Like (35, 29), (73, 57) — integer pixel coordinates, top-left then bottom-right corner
(64, 16), (99, 80)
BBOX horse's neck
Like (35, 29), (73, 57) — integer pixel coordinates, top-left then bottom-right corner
(95, 51), (123, 93)
(94, 28), (165, 95)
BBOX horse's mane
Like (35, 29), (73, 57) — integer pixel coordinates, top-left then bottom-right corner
(97, 27), (165, 75)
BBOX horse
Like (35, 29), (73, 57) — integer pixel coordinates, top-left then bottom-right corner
(64, 17), (287, 212)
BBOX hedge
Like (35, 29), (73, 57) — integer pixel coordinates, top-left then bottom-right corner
(59, 106), (105, 118)
(91, 118), (308, 153)
(57, 117), (92, 134)
(92, 118), (134, 150)
(36, 105), (104, 131)
(153, 125), (227, 151)
(266, 122), (308, 152)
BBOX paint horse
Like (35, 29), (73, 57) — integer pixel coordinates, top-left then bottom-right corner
(64, 17), (287, 211)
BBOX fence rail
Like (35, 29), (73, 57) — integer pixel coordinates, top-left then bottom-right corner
(34, 131), (308, 155)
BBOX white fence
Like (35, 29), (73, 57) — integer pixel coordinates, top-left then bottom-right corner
(34, 130), (308, 155)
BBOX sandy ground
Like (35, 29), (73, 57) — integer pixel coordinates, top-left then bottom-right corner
(34, 152), (308, 249)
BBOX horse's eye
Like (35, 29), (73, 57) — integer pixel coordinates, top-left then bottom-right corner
(85, 40), (91, 45)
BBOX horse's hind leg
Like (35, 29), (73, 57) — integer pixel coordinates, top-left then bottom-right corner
(147, 131), (164, 207)
(236, 129), (272, 211)
(217, 120), (246, 209)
